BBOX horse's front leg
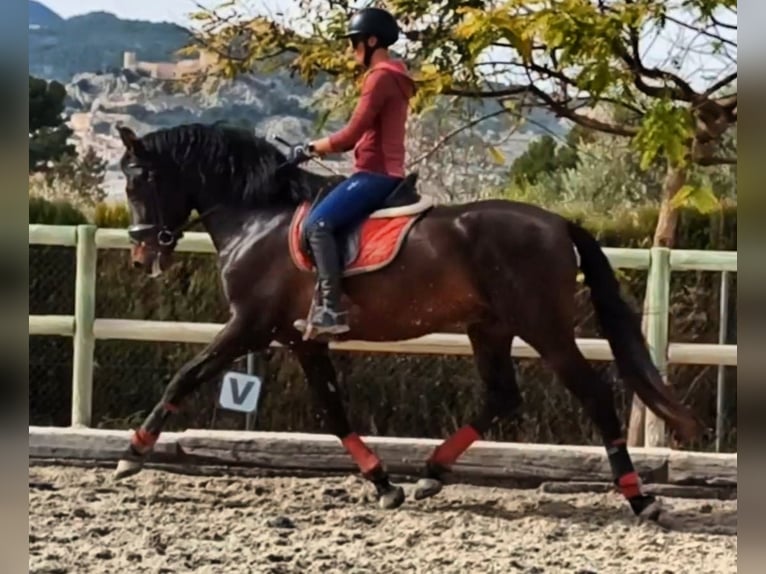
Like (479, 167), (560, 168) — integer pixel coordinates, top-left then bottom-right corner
(114, 316), (255, 479)
(293, 341), (405, 510)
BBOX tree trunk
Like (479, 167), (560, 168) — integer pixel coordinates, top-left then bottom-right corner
(626, 165), (687, 446)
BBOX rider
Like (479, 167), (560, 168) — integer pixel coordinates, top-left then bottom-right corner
(297, 7), (415, 337)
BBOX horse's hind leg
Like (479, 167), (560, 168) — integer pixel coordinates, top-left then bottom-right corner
(530, 333), (660, 518)
(292, 341), (405, 510)
(114, 317), (254, 480)
(414, 322), (522, 500)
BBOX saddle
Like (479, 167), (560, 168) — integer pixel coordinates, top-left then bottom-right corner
(289, 172), (434, 277)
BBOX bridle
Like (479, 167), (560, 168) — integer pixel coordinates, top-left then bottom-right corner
(126, 166), (222, 249)
(127, 204), (221, 248)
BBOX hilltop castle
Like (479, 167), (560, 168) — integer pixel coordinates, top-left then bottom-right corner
(122, 50), (218, 80)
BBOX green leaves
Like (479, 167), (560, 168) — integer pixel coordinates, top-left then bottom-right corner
(670, 185), (721, 214)
(29, 76), (75, 171)
(632, 100), (694, 170)
(190, 0), (735, 179)
(488, 146), (506, 165)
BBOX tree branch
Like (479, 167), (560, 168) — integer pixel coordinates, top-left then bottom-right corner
(406, 107), (510, 167)
(618, 39), (697, 101)
(711, 14), (737, 31)
(695, 155), (737, 166)
(715, 93), (737, 114)
(616, 3), (697, 102)
(527, 86), (638, 137)
(704, 72), (737, 98)
(443, 85), (531, 98)
(663, 14), (737, 47)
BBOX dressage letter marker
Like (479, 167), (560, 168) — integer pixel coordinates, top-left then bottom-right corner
(218, 372), (262, 413)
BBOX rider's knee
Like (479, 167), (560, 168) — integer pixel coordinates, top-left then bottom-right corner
(303, 217), (334, 242)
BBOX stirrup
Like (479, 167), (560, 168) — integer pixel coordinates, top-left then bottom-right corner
(294, 299), (349, 340)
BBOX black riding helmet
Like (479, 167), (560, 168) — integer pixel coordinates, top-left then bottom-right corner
(340, 7), (400, 67)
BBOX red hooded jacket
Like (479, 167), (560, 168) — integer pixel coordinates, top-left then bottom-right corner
(328, 59), (415, 178)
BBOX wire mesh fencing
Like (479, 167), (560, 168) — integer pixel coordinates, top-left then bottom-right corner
(28, 244), (736, 450)
(29, 245), (78, 426)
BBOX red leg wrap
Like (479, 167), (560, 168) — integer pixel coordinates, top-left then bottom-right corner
(617, 471), (642, 499)
(428, 425), (481, 468)
(131, 429), (159, 454)
(341, 433), (381, 475)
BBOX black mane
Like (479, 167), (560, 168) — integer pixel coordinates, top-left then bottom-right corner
(140, 123), (336, 208)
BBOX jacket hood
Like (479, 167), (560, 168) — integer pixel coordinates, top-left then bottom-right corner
(371, 59), (416, 98)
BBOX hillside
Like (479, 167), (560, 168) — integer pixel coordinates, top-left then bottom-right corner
(29, 3), (189, 81)
(29, 0), (64, 28)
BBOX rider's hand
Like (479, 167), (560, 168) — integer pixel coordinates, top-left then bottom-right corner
(290, 142), (315, 164)
(309, 137), (333, 156)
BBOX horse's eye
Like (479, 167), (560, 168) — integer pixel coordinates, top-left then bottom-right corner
(124, 163), (143, 178)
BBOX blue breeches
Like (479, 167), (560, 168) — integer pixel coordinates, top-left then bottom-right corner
(304, 171), (403, 234)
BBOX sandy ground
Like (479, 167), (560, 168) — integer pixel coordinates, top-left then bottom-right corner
(29, 465), (736, 574)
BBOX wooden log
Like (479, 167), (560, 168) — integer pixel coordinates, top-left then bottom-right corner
(176, 430), (672, 484)
(28, 426), (180, 461)
(28, 427), (736, 489)
(667, 450), (738, 486)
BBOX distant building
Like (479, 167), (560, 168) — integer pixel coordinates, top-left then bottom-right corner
(122, 50), (218, 80)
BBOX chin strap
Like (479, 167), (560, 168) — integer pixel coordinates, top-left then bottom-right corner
(363, 41), (380, 68)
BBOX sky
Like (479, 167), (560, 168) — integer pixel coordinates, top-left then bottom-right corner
(40, 0), (296, 25)
(40, 0), (736, 93)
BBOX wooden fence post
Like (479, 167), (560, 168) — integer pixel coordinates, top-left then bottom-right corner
(643, 246), (671, 447)
(715, 270), (731, 451)
(71, 225), (97, 427)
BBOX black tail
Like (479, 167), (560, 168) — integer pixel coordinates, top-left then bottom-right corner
(567, 221), (701, 442)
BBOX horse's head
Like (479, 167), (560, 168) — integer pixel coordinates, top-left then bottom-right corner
(118, 126), (192, 276)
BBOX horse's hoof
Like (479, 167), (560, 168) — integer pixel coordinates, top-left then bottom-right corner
(113, 458), (144, 480)
(413, 477), (443, 501)
(378, 485), (405, 510)
(630, 494), (662, 521)
(638, 498), (663, 522)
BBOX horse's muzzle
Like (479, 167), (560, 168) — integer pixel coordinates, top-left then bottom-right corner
(128, 224), (180, 275)
(130, 242), (173, 276)
(130, 242), (153, 269)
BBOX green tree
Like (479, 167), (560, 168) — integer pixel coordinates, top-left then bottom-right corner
(509, 130), (735, 215)
(29, 75), (75, 171)
(510, 134), (581, 186)
(186, 0), (737, 446)
(187, 0), (736, 245)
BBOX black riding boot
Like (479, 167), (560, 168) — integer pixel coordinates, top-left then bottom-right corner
(301, 222), (349, 337)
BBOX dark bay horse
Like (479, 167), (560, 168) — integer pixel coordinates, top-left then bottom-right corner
(113, 122), (701, 516)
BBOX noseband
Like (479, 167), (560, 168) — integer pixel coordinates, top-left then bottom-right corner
(127, 201), (220, 248)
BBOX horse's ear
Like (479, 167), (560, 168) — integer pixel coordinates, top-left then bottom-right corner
(117, 125), (144, 155)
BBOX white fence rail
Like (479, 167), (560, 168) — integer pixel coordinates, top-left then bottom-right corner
(29, 224), (737, 448)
